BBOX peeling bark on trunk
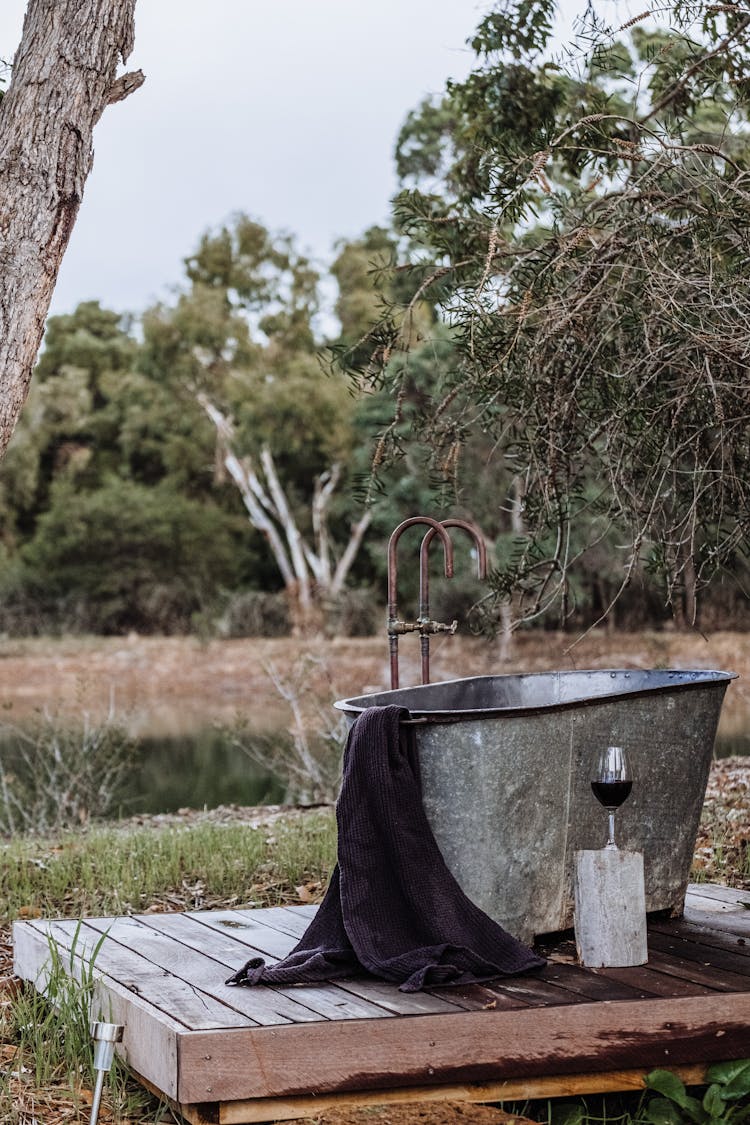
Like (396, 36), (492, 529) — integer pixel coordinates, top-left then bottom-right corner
(0, 0), (144, 458)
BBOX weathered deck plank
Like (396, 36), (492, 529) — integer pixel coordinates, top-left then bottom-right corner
(684, 907), (750, 936)
(139, 913), (397, 1022)
(174, 991), (750, 1103)
(27, 917), (261, 1029)
(684, 884), (750, 908)
(594, 962), (723, 998)
(649, 915), (750, 956)
(634, 945), (750, 992)
(647, 930), (750, 976)
(12, 883), (750, 1123)
(206, 1066), (713, 1125)
(184, 908), (468, 1017)
(80, 916), (334, 1026)
(13, 921), (182, 1101)
(682, 884), (750, 935)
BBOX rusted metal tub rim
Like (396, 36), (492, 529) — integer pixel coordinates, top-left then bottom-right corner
(333, 668), (738, 725)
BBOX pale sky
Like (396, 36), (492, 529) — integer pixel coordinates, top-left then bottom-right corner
(0, 1), (613, 321)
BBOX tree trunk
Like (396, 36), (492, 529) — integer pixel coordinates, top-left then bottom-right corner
(678, 545), (699, 631)
(498, 474), (526, 662)
(0, 0), (144, 458)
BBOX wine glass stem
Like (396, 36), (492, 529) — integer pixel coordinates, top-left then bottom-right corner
(606, 809), (617, 850)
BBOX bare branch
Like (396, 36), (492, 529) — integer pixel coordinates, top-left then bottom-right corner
(331, 510), (373, 596)
(197, 394), (295, 587)
(260, 446), (312, 608)
(106, 68), (145, 106)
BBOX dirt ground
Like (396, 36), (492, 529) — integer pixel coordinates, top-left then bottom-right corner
(306, 1103), (537, 1125)
(0, 629), (747, 738)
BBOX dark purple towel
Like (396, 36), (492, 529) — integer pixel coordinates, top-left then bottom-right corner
(226, 705), (545, 992)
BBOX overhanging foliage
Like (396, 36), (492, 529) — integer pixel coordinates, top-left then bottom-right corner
(356, 0), (750, 631)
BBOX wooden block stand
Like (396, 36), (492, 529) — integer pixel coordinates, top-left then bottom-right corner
(575, 849), (648, 967)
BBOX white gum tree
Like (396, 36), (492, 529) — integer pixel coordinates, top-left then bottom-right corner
(198, 393), (372, 635)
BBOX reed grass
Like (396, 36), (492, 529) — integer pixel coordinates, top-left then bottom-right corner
(0, 922), (173, 1121)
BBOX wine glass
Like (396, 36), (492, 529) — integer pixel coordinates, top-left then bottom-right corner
(591, 746), (632, 850)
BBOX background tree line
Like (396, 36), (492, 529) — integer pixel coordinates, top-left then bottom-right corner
(2, 0), (749, 639)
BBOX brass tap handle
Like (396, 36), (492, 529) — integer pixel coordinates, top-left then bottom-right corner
(419, 618), (458, 636)
(388, 618), (419, 636)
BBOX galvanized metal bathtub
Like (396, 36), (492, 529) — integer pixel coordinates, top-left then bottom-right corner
(334, 668), (736, 943)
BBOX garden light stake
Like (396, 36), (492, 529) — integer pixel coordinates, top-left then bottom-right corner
(88, 1021), (123, 1125)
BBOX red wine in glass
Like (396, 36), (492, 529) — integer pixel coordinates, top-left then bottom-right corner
(591, 779), (633, 808)
(591, 746), (632, 849)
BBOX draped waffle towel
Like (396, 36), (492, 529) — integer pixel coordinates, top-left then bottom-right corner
(226, 704), (545, 992)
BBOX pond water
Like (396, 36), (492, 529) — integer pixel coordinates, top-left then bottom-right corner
(120, 729), (286, 814)
(0, 724), (288, 825)
(0, 721), (745, 821)
(120, 724), (749, 814)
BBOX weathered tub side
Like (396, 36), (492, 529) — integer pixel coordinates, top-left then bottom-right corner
(334, 669), (736, 943)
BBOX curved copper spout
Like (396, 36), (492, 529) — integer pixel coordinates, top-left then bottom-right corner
(419, 519), (487, 611)
(418, 519), (488, 685)
(387, 517), (454, 690)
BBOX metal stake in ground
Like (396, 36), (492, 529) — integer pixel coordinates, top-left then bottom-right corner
(89, 1021), (124, 1125)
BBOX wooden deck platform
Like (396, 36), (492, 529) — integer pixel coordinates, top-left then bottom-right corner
(13, 884), (750, 1124)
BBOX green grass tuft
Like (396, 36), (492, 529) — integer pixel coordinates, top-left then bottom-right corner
(0, 809), (337, 924)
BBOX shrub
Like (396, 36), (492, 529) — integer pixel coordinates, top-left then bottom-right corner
(0, 711), (135, 834)
(8, 478), (245, 634)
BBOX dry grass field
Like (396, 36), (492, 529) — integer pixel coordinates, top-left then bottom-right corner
(0, 629), (746, 738)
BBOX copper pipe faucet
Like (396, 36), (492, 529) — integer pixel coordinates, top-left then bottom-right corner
(387, 517), (454, 690)
(418, 519), (488, 685)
